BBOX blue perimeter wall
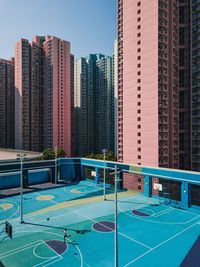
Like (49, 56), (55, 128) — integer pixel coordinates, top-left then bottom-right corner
(0, 157), (200, 209)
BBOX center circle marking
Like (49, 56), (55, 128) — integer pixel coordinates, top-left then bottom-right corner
(92, 221), (115, 232)
(36, 195), (55, 201)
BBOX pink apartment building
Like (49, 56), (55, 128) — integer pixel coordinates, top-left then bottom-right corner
(15, 36), (71, 155)
(118, 0), (180, 189)
(43, 36), (71, 155)
(0, 58), (15, 149)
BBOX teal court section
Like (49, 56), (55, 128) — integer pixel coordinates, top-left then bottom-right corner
(0, 182), (200, 267)
(0, 200), (19, 221)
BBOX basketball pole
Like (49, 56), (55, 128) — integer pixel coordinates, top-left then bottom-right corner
(17, 153), (26, 224)
(55, 146), (57, 184)
(114, 165), (118, 267)
(102, 148), (108, 201)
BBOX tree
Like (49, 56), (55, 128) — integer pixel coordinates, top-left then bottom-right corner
(86, 151), (116, 162)
(38, 147), (66, 160)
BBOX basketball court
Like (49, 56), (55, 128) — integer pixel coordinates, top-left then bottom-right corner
(0, 180), (200, 267)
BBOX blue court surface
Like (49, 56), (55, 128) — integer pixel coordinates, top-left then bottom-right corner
(0, 180), (200, 267)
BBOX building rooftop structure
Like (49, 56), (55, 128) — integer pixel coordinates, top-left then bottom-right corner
(0, 149), (41, 161)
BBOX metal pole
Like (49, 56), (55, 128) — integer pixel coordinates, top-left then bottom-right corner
(55, 146), (57, 184)
(114, 165), (118, 267)
(103, 149), (106, 200)
(20, 157), (24, 223)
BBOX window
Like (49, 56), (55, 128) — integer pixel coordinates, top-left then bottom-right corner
(137, 56), (141, 60)
(137, 94), (141, 98)
(137, 40), (141, 45)
(137, 109), (141, 114)
(138, 178), (142, 182)
(137, 32), (141, 37)
(137, 25), (141, 30)
(137, 2), (141, 7)
(138, 155), (141, 159)
(137, 17), (141, 22)
(137, 79), (141, 83)
(137, 48), (141, 53)
(137, 9), (141, 14)
(138, 140), (141, 144)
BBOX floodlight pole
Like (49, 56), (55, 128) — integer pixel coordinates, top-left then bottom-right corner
(114, 165), (119, 267)
(17, 153), (26, 224)
(102, 148), (108, 201)
(55, 146), (57, 184)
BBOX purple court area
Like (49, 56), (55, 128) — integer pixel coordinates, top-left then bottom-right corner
(45, 240), (68, 255)
(132, 209), (151, 217)
(180, 236), (200, 267)
(93, 221), (115, 232)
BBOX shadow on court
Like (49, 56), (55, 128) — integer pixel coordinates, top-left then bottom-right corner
(23, 221), (91, 235)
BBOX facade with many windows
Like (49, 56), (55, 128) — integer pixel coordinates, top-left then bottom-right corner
(74, 54), (114, 156)
(0, 58), (15, 149)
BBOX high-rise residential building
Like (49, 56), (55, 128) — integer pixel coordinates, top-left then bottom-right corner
(192, 0), (200, 171)
(74, 54), (114, 156)
(15, 38), (44, 152)
(70, 54), (76, 157)
(15, 39), (30, 151)
(43, 36), (71, 155)
(95, 55), (114, 153)
(74, 57), (94, 156)
(114, 40), (118, 156)
(15, 36), (71, 155)
(0, 58), (15, 149)
(117, 0), (182, 169)
(179, 1), (191, 170)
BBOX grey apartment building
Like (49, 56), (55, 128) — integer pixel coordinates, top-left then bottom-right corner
(74, 54), (114, 156)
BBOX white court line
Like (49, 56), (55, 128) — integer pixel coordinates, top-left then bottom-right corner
(43, 231), (83, 267)
(9, 230), (83, 267)
(41, 257), (62, 267)
(123, 221), (198, 267)
(41, 240), (63, 259)
(0, 240), (41, 257)
(153, 207), (174, 217)
(0, 200), (20, 222)
(118, 204), (200, 225)
(33, 256), (61, 267)
(75, 210), (152, 250)
(33, 242), (54, 260)
(0, 241), (43, 259)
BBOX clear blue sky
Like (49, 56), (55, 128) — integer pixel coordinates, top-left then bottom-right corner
(0, 0), (116, 59)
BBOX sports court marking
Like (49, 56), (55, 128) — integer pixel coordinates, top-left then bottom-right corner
(0, 240), (43, 259)
(0, 230), (83, 267)
(118, 203), (200, 225)
(132, 208), (155, 217)
(44, 240), (68, 255)
(153, 207), (174, 217)
(123, 221), (198, 267)
(20, 191), (132, 219)
(0, 203), (13, 211)
(36, 195), (55, 201)
(75, 210), (152, 250)
(70, 189), (82, 194)
(64, 185), (103, 195)
(92, 221), (115, 232)
(0, 200), (19, 222)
